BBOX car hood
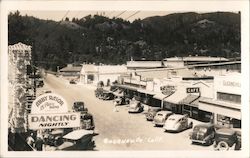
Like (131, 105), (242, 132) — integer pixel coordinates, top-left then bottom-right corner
(57, 141), (74, 150)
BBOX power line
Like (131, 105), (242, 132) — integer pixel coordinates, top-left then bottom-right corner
(115, 11), (126, 18)
(125, 11), (140, 20)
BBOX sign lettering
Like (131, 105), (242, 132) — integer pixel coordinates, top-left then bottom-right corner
(31, 93), (68, 114)
(186, 87), (200, 93)
(28, 113), (80, 129)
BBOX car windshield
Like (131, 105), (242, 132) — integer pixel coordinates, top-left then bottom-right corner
(157, 113), (163, 116)
(193, 126), (207, 133)
(168, 118), (175, 121)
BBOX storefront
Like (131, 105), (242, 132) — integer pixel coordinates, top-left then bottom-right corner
(198, 73), (241, 128)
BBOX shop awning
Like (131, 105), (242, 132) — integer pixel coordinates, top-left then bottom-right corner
(179, 94), (200, 107)
(63, 129), (94, 140)
(164, 90), (187, 104)
(116, 84), (137, 91)
(137, 89), (155, 95)
(153, 93), (168, 100)
(199, 97), (241, 120)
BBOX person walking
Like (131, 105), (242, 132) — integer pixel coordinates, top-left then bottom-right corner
(26, 133), (35, 148)
(113, 100), (118, 112)
(35, 137), (44, 151)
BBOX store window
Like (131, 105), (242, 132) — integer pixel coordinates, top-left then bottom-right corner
(217, 114), (241, 128)
(217, 92), (241, 104)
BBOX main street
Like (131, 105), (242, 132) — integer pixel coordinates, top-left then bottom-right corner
(38, 74), (214, 150)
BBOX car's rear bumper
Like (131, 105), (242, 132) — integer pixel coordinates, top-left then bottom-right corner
(191, 139), (206, 144)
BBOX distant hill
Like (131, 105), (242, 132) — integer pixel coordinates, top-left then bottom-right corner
(8, 11), (240, 71)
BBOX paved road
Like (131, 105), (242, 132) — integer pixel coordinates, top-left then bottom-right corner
(39, 74), (214, 151)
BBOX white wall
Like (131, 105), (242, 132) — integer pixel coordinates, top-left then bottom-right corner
(214, 73), (241, 96)
(163, 61), (184, 68)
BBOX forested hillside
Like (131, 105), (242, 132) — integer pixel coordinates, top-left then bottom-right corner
(8, 11), (240, 71)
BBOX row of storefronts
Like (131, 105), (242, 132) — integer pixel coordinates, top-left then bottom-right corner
(113, 72), (241, 129)
(58, 59), (241, 129)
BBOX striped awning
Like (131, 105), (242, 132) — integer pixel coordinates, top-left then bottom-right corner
(153, 93), (168, 100)
(164, 90), (187, 104)
(179, 94), (200, 107)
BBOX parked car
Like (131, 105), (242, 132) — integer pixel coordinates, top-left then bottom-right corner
(69, 79), (76, 84)
(145, 107), (161, 121)
(114, 96), (130, 105)
(95, 88), (103, 98)
(189, 123), (215, 145)
(163, 114), (193, 132)
(128, 100), (143, 113)
(57, 129), (96, 150)
(73, 101), (87, 112)
(153, 111), (173, 127)
(36, 80), (44, 87)
(213, 128), (240, 151)
(101, 91), (114, 100)
(80, 113), (95, 130)
(47, 129), (64, 147)
(43, 90), (52, 94)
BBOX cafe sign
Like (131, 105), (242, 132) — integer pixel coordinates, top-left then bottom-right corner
(186, 87), (200, 93)
(28, 93), (80, 129)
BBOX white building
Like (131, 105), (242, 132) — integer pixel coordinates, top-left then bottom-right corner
(163, 56), (229, 68)
(199, 73), (241, 128)
(80, 64), (127, 85)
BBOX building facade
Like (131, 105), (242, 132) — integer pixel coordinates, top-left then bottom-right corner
(199, 73), (241, 128)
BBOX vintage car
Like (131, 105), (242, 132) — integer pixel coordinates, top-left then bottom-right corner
(80, 113), (95, 130)
(128, 100), (143, 113)
(100, 91), (114, 100)
(189, 123), (215, 145)
(163, 114), (193, 132)
(153, 111), (173, 127)
(213, 128), (240, 151)
(57, 129), (96, 150)
(36, 80), (44, 88)
(145, 107), (161, 121)
(69, 79), (76, 84)
(73, 101), (87, 112)
(46, 129), (65, 147)
(114, 96), (130, 105)
(94, 87), (104, 98)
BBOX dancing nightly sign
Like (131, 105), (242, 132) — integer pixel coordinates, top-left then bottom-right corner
(28, 93), (80, 129)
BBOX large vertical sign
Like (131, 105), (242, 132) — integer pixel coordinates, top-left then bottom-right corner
(28, 93), (80, 129)
(8, 43), (31, 133)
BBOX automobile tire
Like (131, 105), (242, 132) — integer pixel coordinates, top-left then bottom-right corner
(189, 122), (193, 129)
(217, 141), (229, 151)
(206, 139), (212, 146)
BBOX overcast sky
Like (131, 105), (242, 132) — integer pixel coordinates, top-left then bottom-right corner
(18, 11), (177, 22)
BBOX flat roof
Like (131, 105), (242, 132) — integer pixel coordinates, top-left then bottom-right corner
(164, 56), (229, 62)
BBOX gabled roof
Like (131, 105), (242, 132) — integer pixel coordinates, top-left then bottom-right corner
(60, 66), (82, 72)
(82, 64), (98, 73)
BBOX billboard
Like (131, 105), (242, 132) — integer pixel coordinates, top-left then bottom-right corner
(28, 112), (80, 129)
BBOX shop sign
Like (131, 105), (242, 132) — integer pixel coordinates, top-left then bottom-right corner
(160, 85), (176, 95)
(223, 81), (241, 88)
(28, 113), (80, 129)
(31, 93), (68, 114)
(186, 87), (200, 93)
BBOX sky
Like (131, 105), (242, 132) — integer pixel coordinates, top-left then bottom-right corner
(18, 11), (176, 22)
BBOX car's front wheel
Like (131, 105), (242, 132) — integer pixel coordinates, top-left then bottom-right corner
(217, 141), (229, 151)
